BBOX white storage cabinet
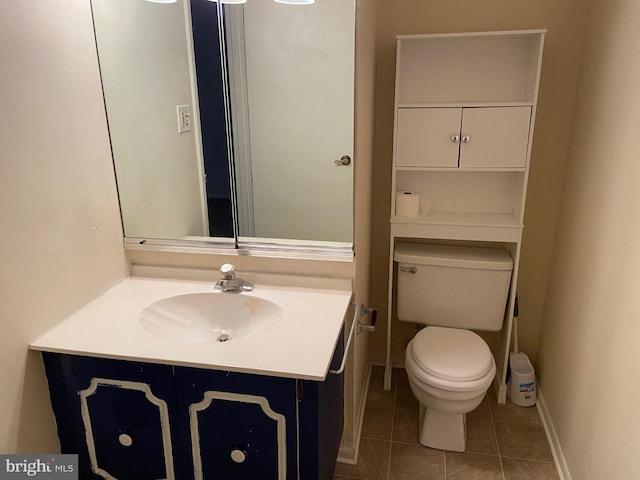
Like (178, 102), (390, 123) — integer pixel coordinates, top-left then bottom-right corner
(385, 30), (545, 403)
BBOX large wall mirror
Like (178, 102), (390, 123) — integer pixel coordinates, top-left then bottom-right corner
(91, 0), (355, 249)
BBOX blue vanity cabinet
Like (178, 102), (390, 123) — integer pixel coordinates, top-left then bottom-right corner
(41, 341), (344, 480)
(41, 352), (180, 480)
(299, 330), (345, 480)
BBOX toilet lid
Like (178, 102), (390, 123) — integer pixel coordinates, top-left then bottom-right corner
(410, 326), (494, 382)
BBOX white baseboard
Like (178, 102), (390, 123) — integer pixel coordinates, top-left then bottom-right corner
(336, 362), (372, 465)
(536, 387), (572, 480)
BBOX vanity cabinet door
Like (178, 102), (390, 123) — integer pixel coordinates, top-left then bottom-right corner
(174, 368), (298, 480)
(42, 353), (179, 480)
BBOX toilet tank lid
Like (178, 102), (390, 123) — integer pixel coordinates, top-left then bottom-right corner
(394, 243), (513, 270)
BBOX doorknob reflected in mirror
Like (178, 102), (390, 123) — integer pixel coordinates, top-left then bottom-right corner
(334, 155), (352, 166)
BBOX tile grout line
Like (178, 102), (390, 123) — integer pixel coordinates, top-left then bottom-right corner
(499, 455), (558, 464)
(488, 393), (506, 480)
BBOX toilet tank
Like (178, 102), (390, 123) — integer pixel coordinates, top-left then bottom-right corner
(394, 243), (513, 331)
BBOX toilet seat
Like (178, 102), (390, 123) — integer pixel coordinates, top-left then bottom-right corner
(407, 326), (495, 392)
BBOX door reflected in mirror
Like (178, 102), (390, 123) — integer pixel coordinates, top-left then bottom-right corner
(91, 0), (354, 245)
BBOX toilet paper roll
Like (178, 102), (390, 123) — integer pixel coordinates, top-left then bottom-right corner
(395, 191), (421, 217)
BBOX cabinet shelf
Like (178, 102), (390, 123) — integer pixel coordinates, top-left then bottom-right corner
(391, 213), (522, 243)
(398, 101), (534, 109)
(395, 166), (526, 172)
(396, 32), (543, 105)
(390, 212), (523, 243)
(391, 212), (523, 242)
(391, 211), (521, 227)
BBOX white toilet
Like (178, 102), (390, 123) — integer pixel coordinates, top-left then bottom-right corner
(394, 243), (513, 452)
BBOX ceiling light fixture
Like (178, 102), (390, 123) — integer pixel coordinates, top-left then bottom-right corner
(147, 0), (314, 5)
(218, 0), (314, 4)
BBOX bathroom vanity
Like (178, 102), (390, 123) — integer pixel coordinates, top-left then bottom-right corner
(31, 277), (352, 480)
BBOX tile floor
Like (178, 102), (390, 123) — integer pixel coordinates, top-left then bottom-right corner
(334, 366), (559, 480)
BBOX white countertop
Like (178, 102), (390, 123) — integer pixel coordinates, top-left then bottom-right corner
(29, 277), (353, 381)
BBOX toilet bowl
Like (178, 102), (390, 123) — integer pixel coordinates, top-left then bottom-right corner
(405, 326), (496, 452)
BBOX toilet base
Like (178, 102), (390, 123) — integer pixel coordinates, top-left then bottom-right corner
(419, 404), (467, 452)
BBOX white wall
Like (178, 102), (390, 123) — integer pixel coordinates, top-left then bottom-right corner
(243, 0), (355, 242)
(0, 1), (127, 452)
(92, 0), (206, 239)
(537, 0), (640, 478)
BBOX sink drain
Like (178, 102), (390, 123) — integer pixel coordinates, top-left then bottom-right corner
(217, 333), (232, 343)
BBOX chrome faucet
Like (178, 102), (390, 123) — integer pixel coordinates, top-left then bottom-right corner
(214, 263), (254, 292)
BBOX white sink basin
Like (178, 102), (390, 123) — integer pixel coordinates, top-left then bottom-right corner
(139, 293), (284, 343)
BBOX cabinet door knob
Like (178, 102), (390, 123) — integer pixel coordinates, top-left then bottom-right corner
(462, 135), (471, 143)
(450, 135), (460, 143)
(231, 449), (247, 464)
(118, 433), (133, 447)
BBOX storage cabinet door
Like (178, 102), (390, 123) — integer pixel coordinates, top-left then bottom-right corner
(396, 108), (462, 167)
(175, 368), (298, 480)
(459, 106), (531, 168)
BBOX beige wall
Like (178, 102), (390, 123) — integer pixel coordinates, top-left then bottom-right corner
(368, 0), (588, 366)
(0, 1), (127, 453)
(537, 0), (640, 478)
(339, 0), (377, 460)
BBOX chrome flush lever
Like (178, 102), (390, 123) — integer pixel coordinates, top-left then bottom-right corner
(400, 266), (417, 274)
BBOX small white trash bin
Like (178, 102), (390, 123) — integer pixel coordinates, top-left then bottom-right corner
(507, 352), (537, 407)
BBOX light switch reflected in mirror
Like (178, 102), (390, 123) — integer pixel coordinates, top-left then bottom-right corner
(91, 0), (354, 247)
